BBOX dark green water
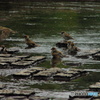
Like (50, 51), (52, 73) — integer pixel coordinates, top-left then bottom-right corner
(0, 1), (100, 98)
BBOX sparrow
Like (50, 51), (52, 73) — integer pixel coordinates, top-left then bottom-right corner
(24, 35), (40, 49)
(61, 31), (73, 41)
(51, 47), (65, 58)
(68, 42), (80, 56)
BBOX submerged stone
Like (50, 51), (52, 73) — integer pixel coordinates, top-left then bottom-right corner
(56, 42), (68, 48)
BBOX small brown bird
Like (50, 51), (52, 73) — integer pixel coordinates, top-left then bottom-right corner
(61, 31), (73, 41)
(68, 42), (80, 56)
(51, 47), (64, 67)
(24, 35), (39, 49)
(51, 47), (65, 58)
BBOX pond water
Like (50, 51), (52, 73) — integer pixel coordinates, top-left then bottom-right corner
(0, 1), (100, 99)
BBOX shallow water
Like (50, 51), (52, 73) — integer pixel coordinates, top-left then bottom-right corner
(0, 1), (100, 99)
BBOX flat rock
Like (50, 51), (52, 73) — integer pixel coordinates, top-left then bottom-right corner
(25, 56), (46, 61)
(89, 82), (100, 90)
(29, 67), (46, 72)
(13, 67), (46, 78)
(0, 54), (12, 57)
(0, 89), (35, 96)
(29, 96), (50, 100)
(0, 89), (14, 95)
(53, 73), (74, 81)
(33, 71), (53, 80)
(0, 57), (21, 63)
(11, 60), (35, 67)
(46, 67), (62, 73)
(56, 42), (68, 48)
(76, 49), (100, 59)
(13, 90), (35, 96)
(6, 96), (27, 100)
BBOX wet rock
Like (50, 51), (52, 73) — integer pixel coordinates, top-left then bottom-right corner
(75, 54), (89, 59)
(11, 56), (46, 68)
(13, 67), (46, 79)
(33, 67), (62, 80)
(56, 42), (68, 48)
(13, 70), (31, 79)
(29, 67), (46, 72)
(64, 70), (80, 77)
(0, 89), (14, 95)
(68, 96), (100, 100)
(46, 67), (62, 73)
(13, 90), (35, 96)
(25, 56), (46, 61)
(53, 73), (74, 81)
(0, 57), (21, 63)
(89, 82), (100, 91)
(29, 96), (50, 100)
(0, 62), (8, 68)
(76, 49), (100, 59)
(0, 54), (12, 57)
(33, 71), (53, 80)
(7, 47), (20, 54)
(6, 96), (27, 100)
(69, 68), (88, 75)
(92, 53), (100, 60)
(11, 60), (35, 68)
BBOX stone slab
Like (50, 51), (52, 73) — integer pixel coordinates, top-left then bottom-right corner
(0, 54), (12, 57)
(0, 89), (35, 96)
(11, 61), (35, 67)
(13, 67), (46, 79)
(53, 73), (74, 81)
(13, 90), (35, 96)
(89, 82), (100, 91)
(0, 57), (21, 63)
(25, 56), (46, 61)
